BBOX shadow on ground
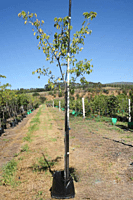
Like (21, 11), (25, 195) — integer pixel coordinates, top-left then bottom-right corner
(103, 136), (133, 148)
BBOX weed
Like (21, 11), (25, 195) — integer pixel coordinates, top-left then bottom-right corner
(75, 145), (80, 148)
(38, 157), (48, 168)
(130, 177), (133, 181)
(14, 153), (20, 157)
(37, 191), (43, 195)
(2, 139), (9, 142)
(21, 144), (29, 152)
(49, 123), (52, 129)
(70, 136), (75, 139)
(28, 123), (39, 133)
(50, 138), (57, 142)
(108, 163), (113, 167)
(18, 157), (24, 160)
(30, 117), (40, 124)
(125, 135), (133, 140)
(0, 159), (18, 186)
(23, 133), (32, 142)
(32, 156), (55, 172)
(23, 107), (42, 143)
(116, 176), (121, 181)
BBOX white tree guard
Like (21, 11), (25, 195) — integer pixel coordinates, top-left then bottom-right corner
(82, 97), (85, 119)
(129, 99), (131, 122)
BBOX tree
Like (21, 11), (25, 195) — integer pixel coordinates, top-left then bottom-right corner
(18, 1), (97, 195)
(0, 74), (11, 90)
(18, 10), (97, 87)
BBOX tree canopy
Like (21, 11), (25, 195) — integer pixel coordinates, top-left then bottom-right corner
(18, 10), (97, 89)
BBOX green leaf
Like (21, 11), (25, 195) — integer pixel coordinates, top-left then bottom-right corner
(54, 17), (57, 22)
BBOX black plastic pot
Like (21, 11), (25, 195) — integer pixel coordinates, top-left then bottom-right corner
(22, 114), (26, 118)
(14, 119), (18, 125)
(10, 121), (15, 127)
(0, 126), (4, 135)
(51, 171), (75, 199)
(2, 119), (7, 129)
(2, 124), (7, 129)
(17, 118), (21, 123)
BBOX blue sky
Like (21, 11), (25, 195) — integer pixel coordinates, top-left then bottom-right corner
(0, 0), (133, 89)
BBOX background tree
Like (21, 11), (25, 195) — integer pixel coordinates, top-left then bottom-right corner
(0, 74), (11, 91)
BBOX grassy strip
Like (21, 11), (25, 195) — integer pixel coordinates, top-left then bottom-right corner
(23, 106), (42, 142)
(0, 159), (19, 187)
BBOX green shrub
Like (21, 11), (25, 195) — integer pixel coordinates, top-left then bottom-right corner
(48, 91), (53, 96)
(59, 91), (63, 97)
(32, 92), (40, 96)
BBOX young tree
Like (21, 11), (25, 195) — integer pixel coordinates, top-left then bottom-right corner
(18, 1), (97, 193)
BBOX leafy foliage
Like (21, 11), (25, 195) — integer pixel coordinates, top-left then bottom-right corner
(53, 93), (129, 118)
(18, 10), (97, 87)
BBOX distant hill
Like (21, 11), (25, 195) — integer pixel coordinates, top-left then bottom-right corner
(105, 82), (133, 85)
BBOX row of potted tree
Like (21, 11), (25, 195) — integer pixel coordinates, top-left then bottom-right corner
(0, 89), (41, 135)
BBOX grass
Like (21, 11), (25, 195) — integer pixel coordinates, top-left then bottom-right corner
(108, 162), (113, 167)
(49, 123), (52, 129)
(0, 106), (43, 188)
(18, 156), (24, 160)
(50, 138), (57, 142)
(36, 190), (44, 200)
(23, 133), (32, 142)
(14, 153), (20, 157)
(75, 145), (80, 148)
(2, 139), (9, 142)
(21, 144), (29, 152)
(31, 156), (55, 172)
(0, 159), (19, 187)
(70, 136), (75, 139)
(23, 107), (42, 142)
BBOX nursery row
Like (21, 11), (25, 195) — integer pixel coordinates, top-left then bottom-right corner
(46, 93), (133, 121)
(0, 89), (41, 135)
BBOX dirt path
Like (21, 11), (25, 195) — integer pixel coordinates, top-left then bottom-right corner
(49, 108), (133, 200)
(0, 105), (133, 200)
(0, 107), (40, 172)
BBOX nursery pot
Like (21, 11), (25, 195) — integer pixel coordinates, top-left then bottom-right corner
(128, 122), (133, 129)
(15, 119), (18, 125)
(0, 126), (4, 134)
(112, 118), (117, 125)
(10, 121), (15, 127)
(51, 170), (75, 199)
(2, 124), (6, 130)
(22, 114), (26, 118)
(2, 119), (7, 129)
(72, 111), (75, 115)
(2, 121), (6, 129)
